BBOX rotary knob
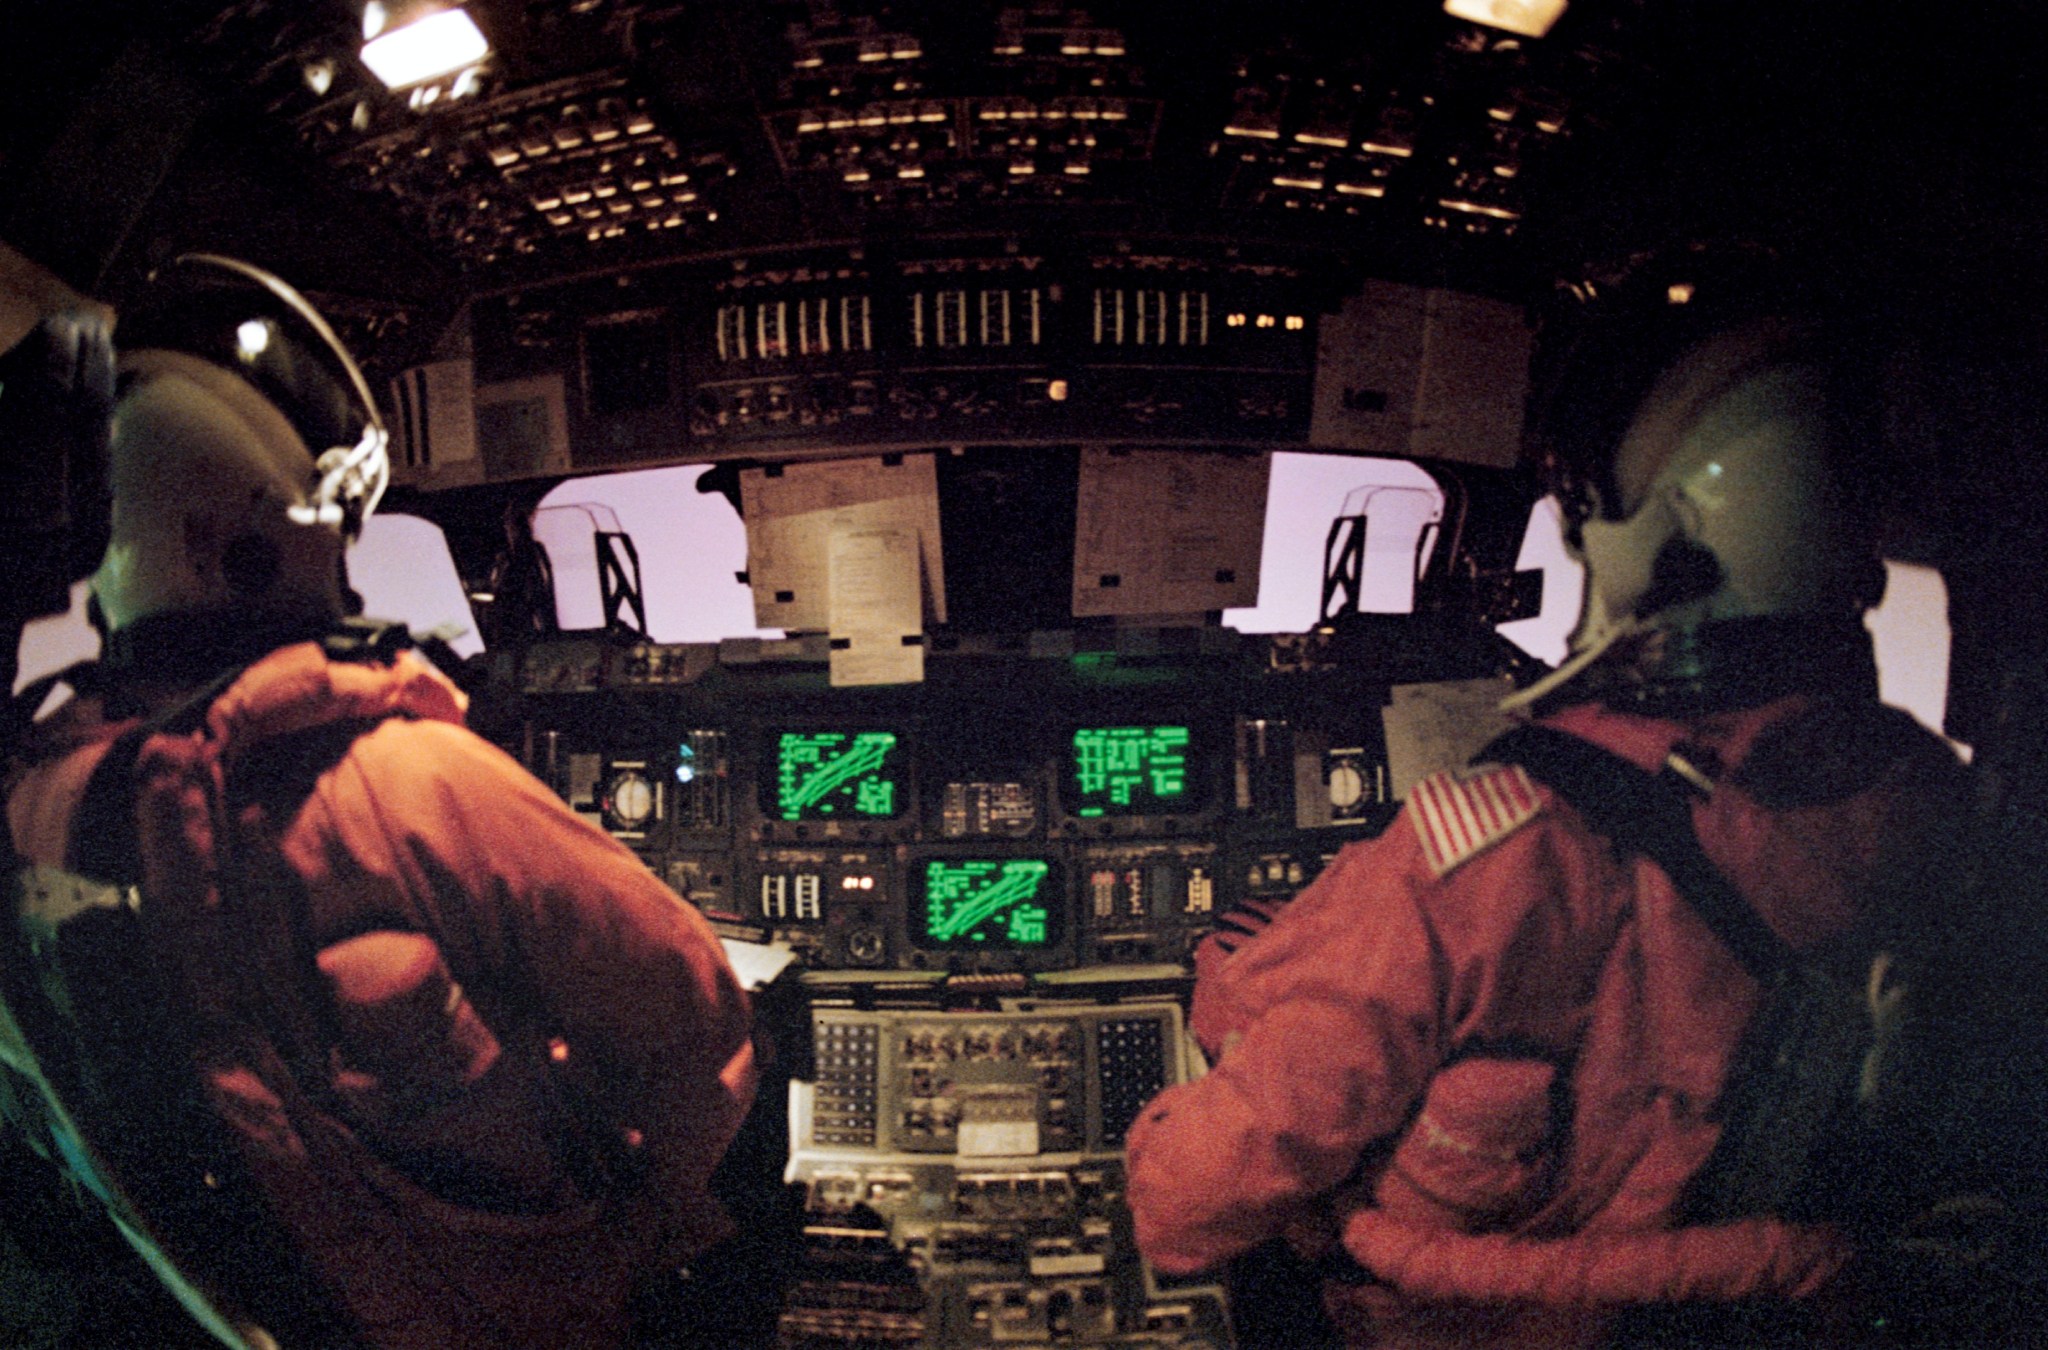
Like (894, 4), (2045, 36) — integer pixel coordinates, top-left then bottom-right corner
(604, 768), (655, 831)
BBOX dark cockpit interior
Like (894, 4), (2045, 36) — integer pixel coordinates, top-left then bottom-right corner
(6, 2), (2048, 1346)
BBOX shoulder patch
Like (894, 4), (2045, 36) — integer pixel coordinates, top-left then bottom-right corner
(1408, 763), (1544, 877)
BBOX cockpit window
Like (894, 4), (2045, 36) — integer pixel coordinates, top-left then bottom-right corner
(1225, 452), (1445, 633)
(1497, 495), (1583, 666)
(349, 513), (482, 656)
(1868, 561), (1956, 744)
(535, 464), (779, 643)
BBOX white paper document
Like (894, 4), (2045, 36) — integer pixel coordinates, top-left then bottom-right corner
(741, 454), (946, 631)
(828, 525), (925, 687)
(1072, 448), (1269, 618)
(1382, 676), (1517, 799)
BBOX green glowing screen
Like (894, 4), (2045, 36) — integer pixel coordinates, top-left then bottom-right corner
(772, 731), (903, 821)
(916, 859), (1056, 948)
(1069, 725), (1192, 818)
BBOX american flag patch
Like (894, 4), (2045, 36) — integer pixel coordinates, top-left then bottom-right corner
(1409, 764), (1543, 877)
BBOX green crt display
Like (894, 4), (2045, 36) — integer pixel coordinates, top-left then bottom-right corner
(774, 731), (903, 821)
(1069, 725), (1191, 817)
(919, 859), (1055, 947)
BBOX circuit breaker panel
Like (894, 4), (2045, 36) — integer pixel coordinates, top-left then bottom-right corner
(783, 1002), (1230, 1350)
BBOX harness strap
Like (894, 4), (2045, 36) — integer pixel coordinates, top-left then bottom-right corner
(1479, 725), (1793, 982)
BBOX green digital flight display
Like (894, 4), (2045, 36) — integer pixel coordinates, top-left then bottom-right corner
(917, 858), (1056, 948)
(1069, 725), (1192, 817)
(772, 730), (904, 821)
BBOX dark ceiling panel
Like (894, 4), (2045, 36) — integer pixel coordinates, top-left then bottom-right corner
(3, 0), (2045, 369)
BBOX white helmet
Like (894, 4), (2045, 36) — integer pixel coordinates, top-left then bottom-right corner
(1509, 251), (1884, 713)
(92, 255), (389, 638)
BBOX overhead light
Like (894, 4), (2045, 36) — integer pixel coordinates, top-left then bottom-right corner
(1437, 197), (1522, 221)
(361, 3), (490, 89)
(236, 320), (272, 358)
(1443, 0), (1567, 38)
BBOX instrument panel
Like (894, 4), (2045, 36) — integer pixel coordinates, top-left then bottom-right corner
(509, 628), (1519, 1349)
(784, 1003), (1231, 1350)
(529, 636), (1414, 977)
(536, 680), (1384, 975)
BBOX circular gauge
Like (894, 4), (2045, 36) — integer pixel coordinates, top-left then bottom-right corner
(846, 928), (886, 966)
(606, 770), (655, 830)
(1327, 762), (1364, 809)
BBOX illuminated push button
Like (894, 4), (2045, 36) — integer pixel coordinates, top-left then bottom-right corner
(1327, 762), (1364, 809)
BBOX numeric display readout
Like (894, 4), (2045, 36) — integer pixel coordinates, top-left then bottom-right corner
(773, 730), (905, 821)
(917, 858), (1057, 948)
(1069, 726), (1192, 817)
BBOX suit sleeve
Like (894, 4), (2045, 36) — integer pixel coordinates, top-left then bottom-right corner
(1127, 833), (1449, 1273)
(1127, 805), (1620, 1275)
(1185, 840), (1394, 1057)
(289, 717), (757, 1256)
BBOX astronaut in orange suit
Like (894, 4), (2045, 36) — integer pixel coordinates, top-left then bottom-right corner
(4, 256), (755, 1349)
(1125, 259), (1967, 1347)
